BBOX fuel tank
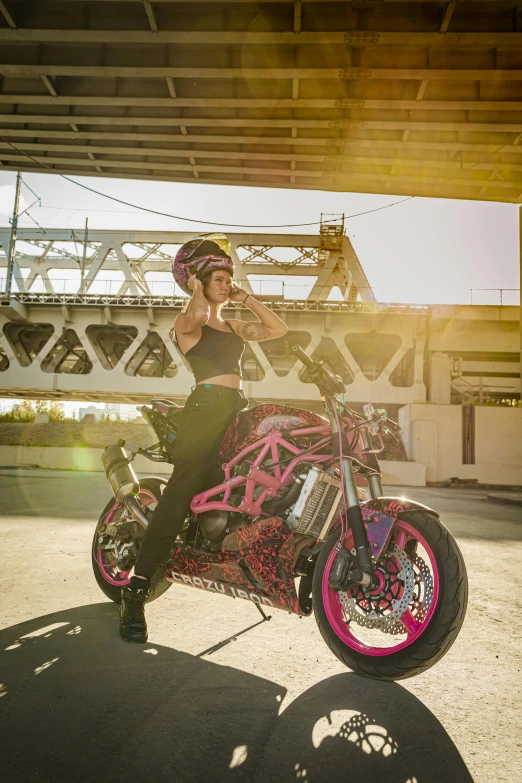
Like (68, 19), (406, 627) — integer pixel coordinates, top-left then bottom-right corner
(218, 403), (327, 464)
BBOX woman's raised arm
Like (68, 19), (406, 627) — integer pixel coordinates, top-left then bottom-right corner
(175, 275), (209, 335)
(228, 285), (288, 342)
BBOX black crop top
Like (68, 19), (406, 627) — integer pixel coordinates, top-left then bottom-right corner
(178, 322), (245, 384)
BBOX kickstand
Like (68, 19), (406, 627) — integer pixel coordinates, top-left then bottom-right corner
(254, 602), (271, 622)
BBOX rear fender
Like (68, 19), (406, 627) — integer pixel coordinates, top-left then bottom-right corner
(360, 497), (439, 560)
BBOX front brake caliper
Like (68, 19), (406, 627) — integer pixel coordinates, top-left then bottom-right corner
(328, 548), (353, 591)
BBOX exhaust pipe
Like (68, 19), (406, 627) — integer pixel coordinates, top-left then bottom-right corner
(123, 495), (149, 530)
(102, 441), (149, 530)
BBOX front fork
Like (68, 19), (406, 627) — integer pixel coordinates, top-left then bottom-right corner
(359, 429), (384, 500)
(329, 411), (377, 587)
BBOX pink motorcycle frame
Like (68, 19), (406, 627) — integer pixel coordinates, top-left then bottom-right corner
(162, 418), (436, 616)
(191, 423), (333, 518)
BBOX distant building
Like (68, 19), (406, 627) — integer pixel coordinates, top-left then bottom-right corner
(105, 403), (138, 421)
(79, 405), (100, 422)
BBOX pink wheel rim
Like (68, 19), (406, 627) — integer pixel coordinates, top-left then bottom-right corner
(322, 520), (440, 656)
(93, 489), (157, 587)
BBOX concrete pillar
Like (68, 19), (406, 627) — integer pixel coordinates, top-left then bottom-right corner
(429, 352), (451, 404)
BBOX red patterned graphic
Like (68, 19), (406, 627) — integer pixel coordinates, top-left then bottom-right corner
(218, 404), (325, 464)
(370, 497), (438, 519)
(166, 516), (301, 614)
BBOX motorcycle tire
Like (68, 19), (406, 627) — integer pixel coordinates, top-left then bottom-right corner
(313, 510), (468, 681)
(91, 476), (172, 605)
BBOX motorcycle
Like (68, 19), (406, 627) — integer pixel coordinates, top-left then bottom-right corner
(92, 346), (468, 680)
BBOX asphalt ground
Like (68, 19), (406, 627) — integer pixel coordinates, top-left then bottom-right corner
(0, 470), (520, 783)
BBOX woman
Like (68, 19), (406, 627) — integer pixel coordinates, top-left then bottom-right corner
(120, 234), (288, 643)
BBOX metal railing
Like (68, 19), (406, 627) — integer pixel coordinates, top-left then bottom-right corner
(1, 290), (430, 315)
(0, 275), (374, 301)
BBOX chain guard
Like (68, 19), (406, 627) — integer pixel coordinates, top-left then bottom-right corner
(339, 544), (415, 635)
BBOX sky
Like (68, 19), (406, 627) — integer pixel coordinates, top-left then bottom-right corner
(0, 170), (520, 306)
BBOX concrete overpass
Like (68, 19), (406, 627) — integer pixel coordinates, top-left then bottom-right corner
(0, 1), (521, 202)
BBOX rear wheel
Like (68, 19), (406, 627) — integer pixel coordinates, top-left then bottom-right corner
(91, 477), (172, 605)
(313, 511), (467, 680)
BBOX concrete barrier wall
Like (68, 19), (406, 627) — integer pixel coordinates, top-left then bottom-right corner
(378, 459), (426, 487)
(399, 403), (522, 485)
(0, 446), (172, 475)
(0, 446), (424, 486)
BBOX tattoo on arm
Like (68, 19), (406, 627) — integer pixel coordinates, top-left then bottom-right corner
(240, 322), (271, 342)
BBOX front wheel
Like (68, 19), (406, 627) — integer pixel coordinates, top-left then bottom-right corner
(91, 477), (172, 605)
(313, 511), (468, 680)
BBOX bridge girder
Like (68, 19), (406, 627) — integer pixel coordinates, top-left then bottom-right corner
(0, 229), (519, 407)
(0, 228), (375, 302)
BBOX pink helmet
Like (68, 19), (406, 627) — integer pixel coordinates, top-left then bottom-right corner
(172, 233), (234, 295)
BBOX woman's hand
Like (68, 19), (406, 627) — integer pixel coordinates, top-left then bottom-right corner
(187, 274), (202, 293)
(229, 283), (249, 304)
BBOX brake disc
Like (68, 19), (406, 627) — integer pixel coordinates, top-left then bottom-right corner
(410, 552), (434, 623)
(339, 544), (415, 635)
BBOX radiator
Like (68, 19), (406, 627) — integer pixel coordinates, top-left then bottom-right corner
(286, 467), (343, 541)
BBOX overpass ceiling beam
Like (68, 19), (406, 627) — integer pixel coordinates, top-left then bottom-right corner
(5, 140), (522, 173)
(0, 163), (519, 203)
(40, 75), (57, 98)
(2, 65), (522, 81)
(87, 151), (102, 173)
(0, 1), (15, 29)
(3, 29), (522, 46)
(165, 76), (177, 99)
(2, 128), (521, 158)
(4, 94), (522, 113)
(142, 0), (158, 33)
(294, 1), (302, 33)
(415, 79), (429, 102)
(440, 2), (457, 34)
(3, 113), (522, 135)
(2, 149), (522, 180)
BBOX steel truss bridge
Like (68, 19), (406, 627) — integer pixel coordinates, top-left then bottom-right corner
(0, 229), (519, 406)
(0, 1), (521, 202)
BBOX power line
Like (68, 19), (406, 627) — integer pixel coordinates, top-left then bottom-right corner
(0, 136), (414, 229)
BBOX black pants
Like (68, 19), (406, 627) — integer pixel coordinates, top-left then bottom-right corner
(134, 384), (247, 580)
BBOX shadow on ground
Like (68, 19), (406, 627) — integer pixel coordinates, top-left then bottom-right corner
(0, 604), (473, 783)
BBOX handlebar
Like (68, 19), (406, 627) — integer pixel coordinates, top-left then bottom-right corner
(292, 344), (316, 371)
(293, 345), (400, 436)
(292, 344), (346, 395)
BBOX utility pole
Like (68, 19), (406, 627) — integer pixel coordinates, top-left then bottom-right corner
(80, 217), (88, 294)
(4, 171), (22, 297)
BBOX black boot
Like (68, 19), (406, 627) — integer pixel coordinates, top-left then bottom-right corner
(119, 579), (149, 643)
